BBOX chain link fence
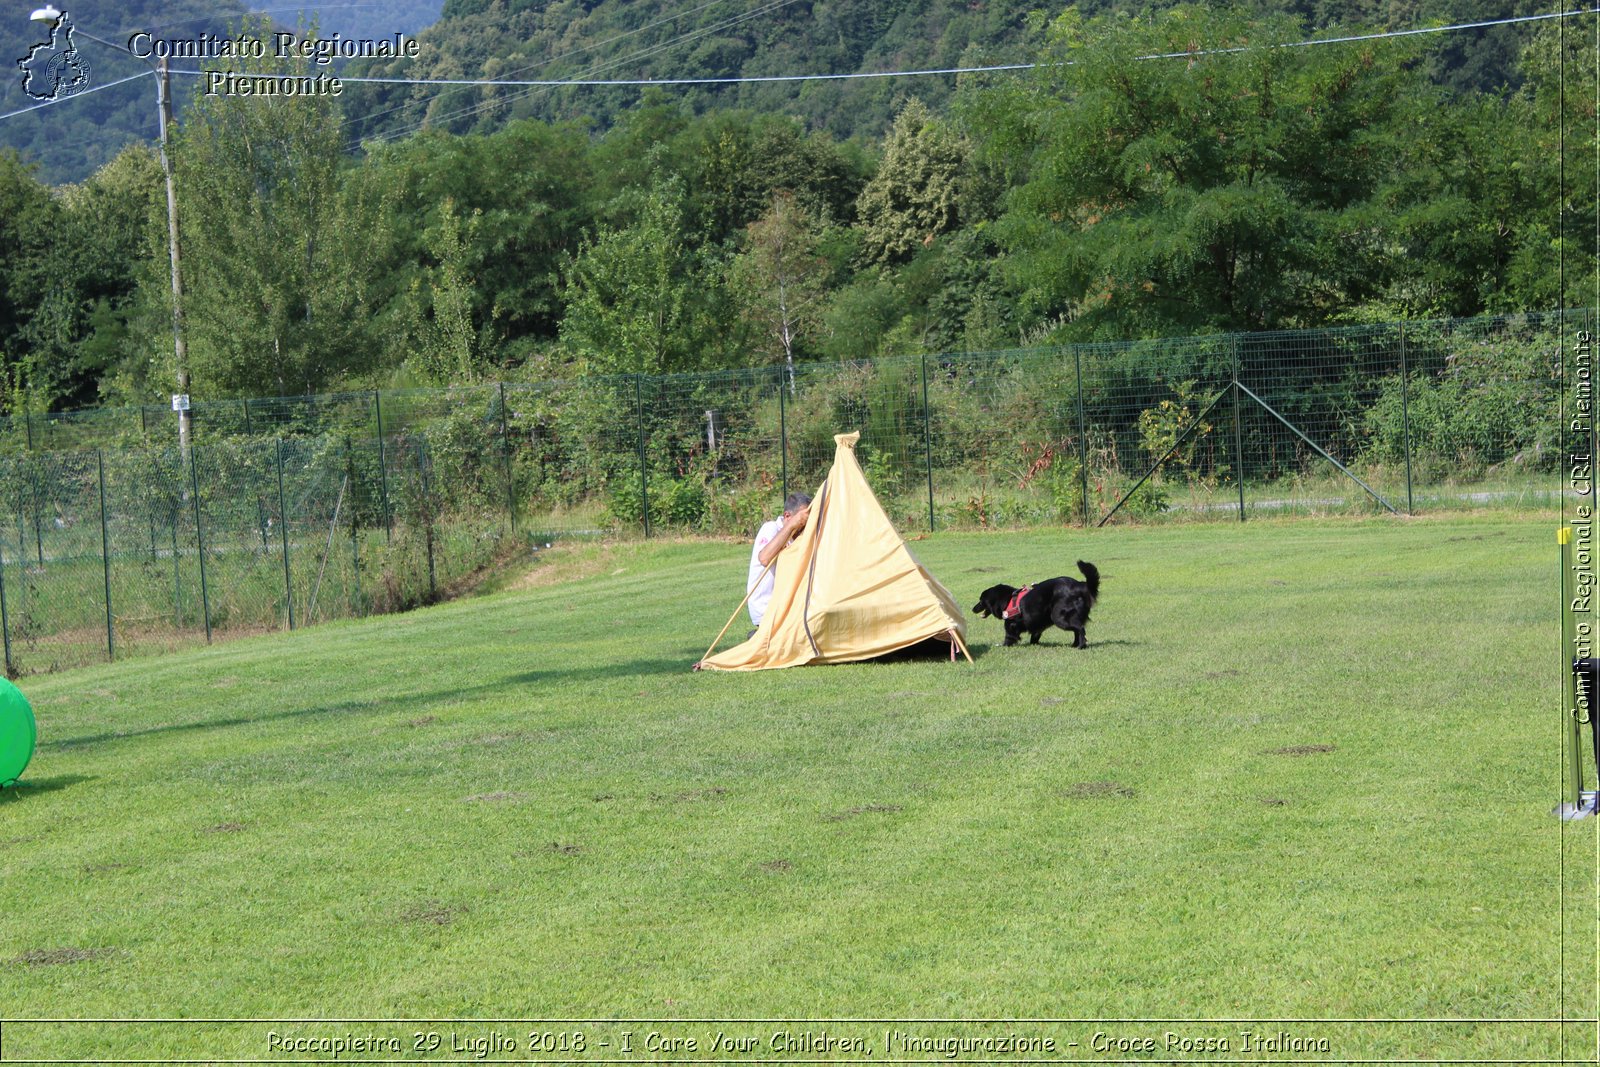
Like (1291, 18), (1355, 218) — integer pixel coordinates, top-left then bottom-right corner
(0, 310), (1584, 675)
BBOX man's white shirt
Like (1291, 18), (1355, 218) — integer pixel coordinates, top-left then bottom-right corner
(747, 517), (785, 626)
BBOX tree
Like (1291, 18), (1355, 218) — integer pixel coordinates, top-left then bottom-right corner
(56, 145), (167, 407)
(1505, 21), (1599, 312)
(358, 119), (595, 369)
(855, 98), (968, 266)
(405, 198), (479, 386)
(982, 6), (1428, 338)
(0, 150), (64, 409)
(559, 182), (733, 377)
(167, 17), (389, 397)
(730, 191), (829, 385)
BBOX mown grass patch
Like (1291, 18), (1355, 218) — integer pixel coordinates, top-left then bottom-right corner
(0, 513), (1590, 1060)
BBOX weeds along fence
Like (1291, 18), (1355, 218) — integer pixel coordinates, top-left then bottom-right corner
(0, 310), (1584, 674)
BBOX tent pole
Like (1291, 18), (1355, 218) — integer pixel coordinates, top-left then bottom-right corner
(948, 628), (974, 664)
(695, 556), (778, 668)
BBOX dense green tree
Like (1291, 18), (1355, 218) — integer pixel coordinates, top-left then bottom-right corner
(0, 151), (62, 408)
(983, 6), (1429, 339)
(404, 198), (480, 385)
(855, 98), (968, 266)
(359, 119), (595, 367)
(559, 181), (739, 377)
(1510, 20), (1599, 312)
(167, 18), (389, 397)
(55, 145), (168, 407)
(730, 190), (830, 378)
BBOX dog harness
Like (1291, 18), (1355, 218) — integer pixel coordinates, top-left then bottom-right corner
(1003, 585), (1033, 620)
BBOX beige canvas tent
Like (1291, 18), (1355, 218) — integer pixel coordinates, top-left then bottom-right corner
(698, 432), (971, 671)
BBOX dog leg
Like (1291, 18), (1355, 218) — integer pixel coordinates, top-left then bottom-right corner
(1072, 628), (1086, 648)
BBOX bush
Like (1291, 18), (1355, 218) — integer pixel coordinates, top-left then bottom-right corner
(1362, 334), (1559, 479)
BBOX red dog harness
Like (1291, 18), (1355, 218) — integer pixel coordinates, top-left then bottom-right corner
(1003, 585), (1033, 620)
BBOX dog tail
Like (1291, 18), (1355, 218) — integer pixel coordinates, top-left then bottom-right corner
(1077, 560), (1100, 602)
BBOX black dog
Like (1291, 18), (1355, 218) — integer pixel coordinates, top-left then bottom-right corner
(972, 561), (1100, 648)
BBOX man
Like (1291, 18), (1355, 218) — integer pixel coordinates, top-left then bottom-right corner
(747, 492), (811, 628)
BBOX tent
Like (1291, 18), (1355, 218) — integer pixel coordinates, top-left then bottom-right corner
(698, 432), (972, 671)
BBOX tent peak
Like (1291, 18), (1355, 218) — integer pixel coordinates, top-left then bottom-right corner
(834, 431), (861, 448)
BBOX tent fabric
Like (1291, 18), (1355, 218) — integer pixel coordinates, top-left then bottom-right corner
(699, 431), (968, 671)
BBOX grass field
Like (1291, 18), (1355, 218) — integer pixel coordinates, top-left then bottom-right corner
(0, 513), (1594, 1062)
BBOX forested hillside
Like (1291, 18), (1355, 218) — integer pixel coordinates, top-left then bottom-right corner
(0, 0), (252, 182)
(0, 0), (443, 183)
(339, 0), (1544, 146)
(0, 4), (1593, 416)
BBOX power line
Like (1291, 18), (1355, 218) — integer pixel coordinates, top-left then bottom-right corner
(352, 0), (807, 146)
(0, 70), (151, 124)
(335, 3), (1600, 149)
(338, 0), (748, 135)
(9, 6), (1597, 130)
(157, 6), (1600, 92)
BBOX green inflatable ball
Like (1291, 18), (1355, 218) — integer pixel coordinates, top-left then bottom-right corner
(0, 677), (35, 788)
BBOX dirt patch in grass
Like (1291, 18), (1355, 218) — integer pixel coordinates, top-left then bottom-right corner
(439, 538), (537, 601)
(592, 793), (615, 802)
(1204, 669), (1241, 679)
(1259, 796), (1290, 806)
(824, 804), (902, 822)
(549, 843), (584, 856)
(761, 859), (794, 873)
(651, 787), (729, 803)
(407, 715), (439, 728)
(1267, 744), (1336, 756)
(12, 947), (116, 967)
(400, 900), (464, 926)
(470, 731), (535, 747)
(81, 861), (132, 874)
(464, 791), (526, 804)
(966, 567), (1003, 574)
(510, 543), (619, 592)
(1064, 781), (1135, 799)
(1040, 697), (1066, 707)
(206, 821), (246, 834)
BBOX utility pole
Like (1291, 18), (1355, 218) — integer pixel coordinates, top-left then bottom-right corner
(156, 56), (191, 462)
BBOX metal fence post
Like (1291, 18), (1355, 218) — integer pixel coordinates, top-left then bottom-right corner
(96, 449), (114, 661)
(30, 460), (42, 565)
(1074, 345), (1090, 527)
(635, 375), (651, 538)
(346, 435), (361, 616)
(0, 543), (13, 678)
(499, 382), (516, 535)
(1232, 337), (1246, 522)
(419, 439), (437, 601)
(374, 390), (391, 542)
(170, 507), (181, 627)
(190, 447), (212, 643)
(921, 351), (936, 532)
(23, 409), (32, 451)
(778, 371), (789, 502)
(275, 438), (294, 630)
(1399, 323), (1414, 515)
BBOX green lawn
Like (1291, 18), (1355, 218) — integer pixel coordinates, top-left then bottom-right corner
(0, 514), (1594, 1062)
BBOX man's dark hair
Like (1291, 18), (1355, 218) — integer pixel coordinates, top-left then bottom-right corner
(783, 492), (812, 513)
